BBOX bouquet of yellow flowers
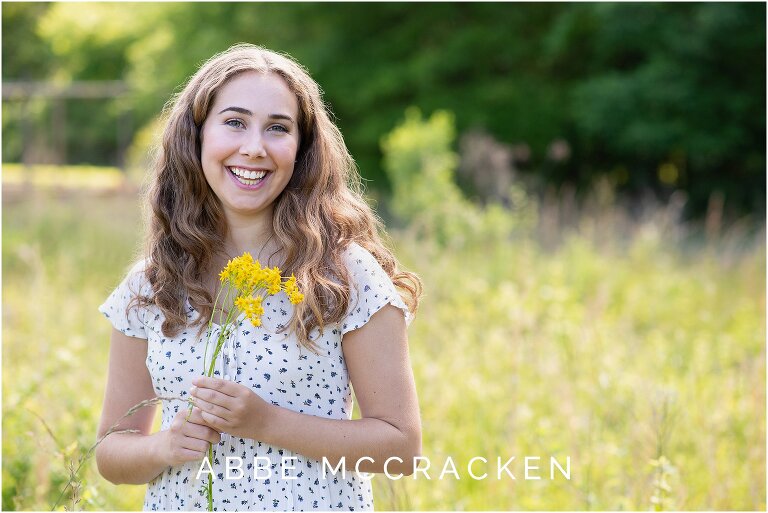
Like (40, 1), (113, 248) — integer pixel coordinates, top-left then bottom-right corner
(195, 252), (304, 510)
(51, 253), (304, 511)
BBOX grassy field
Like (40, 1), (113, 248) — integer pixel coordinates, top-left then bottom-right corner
(2, 167), (765, 510)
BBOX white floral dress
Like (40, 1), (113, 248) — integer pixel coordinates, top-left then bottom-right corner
(99, 243), (412, 511)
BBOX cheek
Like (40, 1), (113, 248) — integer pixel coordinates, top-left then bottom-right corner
(199, 127), (213, 163)
(200, 126), (229, 162)
(276, 139), (299, 166)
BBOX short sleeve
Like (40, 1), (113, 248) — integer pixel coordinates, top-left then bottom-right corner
(340, 243), (413, 335)
(98, 259), (151, 339)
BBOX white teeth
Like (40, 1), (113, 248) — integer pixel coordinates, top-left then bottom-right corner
(230, 167), (268, 183)
(229, 167), (268, 186)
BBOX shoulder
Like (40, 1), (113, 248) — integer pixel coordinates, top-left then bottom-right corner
(339, 242), (413, 334)
(340, 241), (396, 290)
(126, 258), (149, 276)
(341, 242), (383, 274)
(99, 258), (155, 339)
(116, 258), (153, 298)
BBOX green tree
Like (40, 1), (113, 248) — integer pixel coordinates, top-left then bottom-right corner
(4, 3), (764, 217)
(549, 3), (766, 216)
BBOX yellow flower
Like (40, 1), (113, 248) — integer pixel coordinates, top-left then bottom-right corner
(265, 266), (282, 295)
(234, 294), (265, 327)
(219, 252), (255, 289)
(252, 295), (265, 316)
(234, 295), (250, 312)
(248, 296), (265, 326)
(283, 274), (304, 305)
(221, 255), (303, 334)
(245, 262), (265, 292)
(219, 259), (234, 283)
(236, 254), (257, 290)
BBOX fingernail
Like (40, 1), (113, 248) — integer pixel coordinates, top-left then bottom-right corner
(189, 386), (198, 395)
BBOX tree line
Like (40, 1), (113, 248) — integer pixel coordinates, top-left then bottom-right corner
(3, 2), (765, 218)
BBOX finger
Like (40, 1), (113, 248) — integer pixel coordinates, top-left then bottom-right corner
(185, 407), (218, 429)
(180, 436), (212, 454)
(190, 386), (235, 410)
(199, 409), (229, 431)
(188, 408), (223, 444)
(191, 376), (237, 397)
(171, 411), (187, 431)
(192, 396), (231, 419)
(182, 419), (223, 445)
(177, 446), (208, 462)
(200, 428), (222, 446)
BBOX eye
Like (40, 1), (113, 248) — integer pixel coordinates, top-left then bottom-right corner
(268, 124), (289, 133)
(225, 119), (246, 129)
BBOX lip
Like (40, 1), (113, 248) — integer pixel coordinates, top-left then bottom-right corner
(226, 166), (271, 191)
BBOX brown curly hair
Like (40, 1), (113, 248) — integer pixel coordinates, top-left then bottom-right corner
(134, 43), (421, 349)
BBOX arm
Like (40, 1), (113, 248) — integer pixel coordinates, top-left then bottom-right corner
(95, 329), (165, 484)
(95, 328), (220, 484)
(190, 304), (422, 475)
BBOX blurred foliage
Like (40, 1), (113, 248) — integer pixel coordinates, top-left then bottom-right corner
(381, 108), (535, 247)
(1, 3), (54, 80)
(2, 2), (765, 218)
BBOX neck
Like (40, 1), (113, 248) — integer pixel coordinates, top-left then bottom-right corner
(222, 207), (280, 265)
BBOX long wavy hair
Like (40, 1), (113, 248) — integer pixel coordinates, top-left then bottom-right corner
(134, 43), (422, 349)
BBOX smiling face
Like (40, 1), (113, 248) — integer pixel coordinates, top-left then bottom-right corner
(200, 71), (300, 224)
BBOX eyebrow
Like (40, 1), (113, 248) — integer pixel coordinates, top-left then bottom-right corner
(217, 106), (295, 123)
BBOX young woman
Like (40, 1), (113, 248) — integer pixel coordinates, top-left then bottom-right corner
(96, 44), (422, 511)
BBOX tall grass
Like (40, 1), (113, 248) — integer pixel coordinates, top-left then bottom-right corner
(3, 186), (148, 510)
(374, 216), (764, 510)
(2, 163), (764, 510)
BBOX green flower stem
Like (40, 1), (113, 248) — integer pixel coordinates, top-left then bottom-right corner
(207, 443), (214, 511)
(206, 304), (237, 378)
(189, 285), (228, 424)
(202, 284), (227, 375)
(199, 282), (241, 512)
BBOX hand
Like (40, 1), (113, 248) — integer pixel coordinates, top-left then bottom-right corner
(189, 376), (274, 440)
(156, 408), (221, 467)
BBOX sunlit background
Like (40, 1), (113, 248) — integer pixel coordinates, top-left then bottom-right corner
(3, 3), (765, 510)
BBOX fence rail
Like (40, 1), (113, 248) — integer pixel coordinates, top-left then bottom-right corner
(2, 80), (128, 100)
(3, 80), (130, 168)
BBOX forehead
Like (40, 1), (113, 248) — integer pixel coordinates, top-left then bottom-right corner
(211, 71), (299, 117)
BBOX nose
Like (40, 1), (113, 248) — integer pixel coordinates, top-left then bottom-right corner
(240, 130), (267, 158)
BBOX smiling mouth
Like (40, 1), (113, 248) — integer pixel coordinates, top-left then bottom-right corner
(228, 166), (269, 186)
